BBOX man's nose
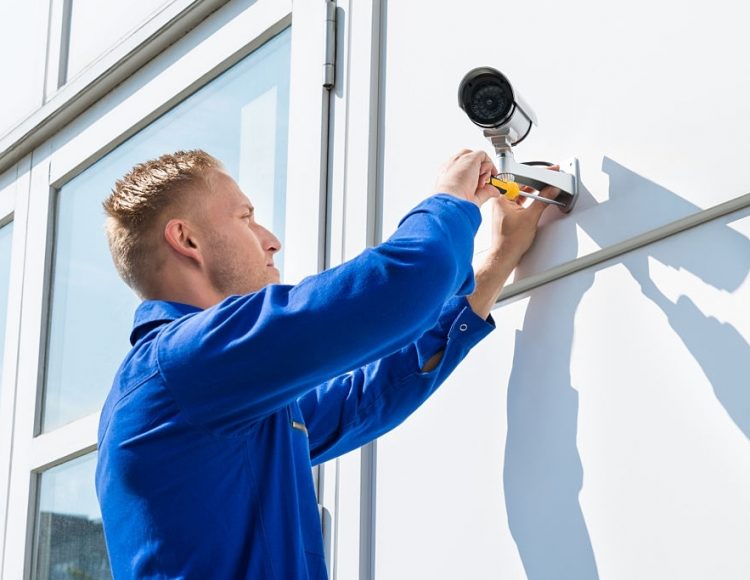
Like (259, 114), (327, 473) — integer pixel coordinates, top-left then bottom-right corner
(263, 228), (281, 253)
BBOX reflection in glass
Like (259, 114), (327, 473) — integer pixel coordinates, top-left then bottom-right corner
(33, 453), (111, 580)
(43, 28), (291, 430)
(0, 221), (13, 381)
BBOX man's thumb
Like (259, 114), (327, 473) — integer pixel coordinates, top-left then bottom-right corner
(528, 185), (560, 221)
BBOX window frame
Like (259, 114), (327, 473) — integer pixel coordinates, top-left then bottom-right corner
(1, 0), (333, 576)
(0, 157), (32, 576)
(0, 0), (232, 175)
(314, 2), (386, 579)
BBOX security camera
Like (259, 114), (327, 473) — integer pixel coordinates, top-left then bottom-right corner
(458, 66), (537, 147)
(458, 66), (579, 213)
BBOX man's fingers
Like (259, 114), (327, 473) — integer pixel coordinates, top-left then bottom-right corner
(478, 153), (499, 188)
(438, 148), (499, 206)
(527, 185), (560, 219)
(460, 149), (491, 163)
(476, 186), (500, 206)
(526, 165), (561, 219)
(452, 148), (473, 161)
(479, 157), (497, 178)
(451, 149), (494, 169)
(478, 170), (492, 189)
(475, 172), (502, 203)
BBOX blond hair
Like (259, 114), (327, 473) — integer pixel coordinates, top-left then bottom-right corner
(103, 149), (222, 295)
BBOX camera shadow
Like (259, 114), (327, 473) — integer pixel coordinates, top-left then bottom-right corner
(590, 157), (750, 439)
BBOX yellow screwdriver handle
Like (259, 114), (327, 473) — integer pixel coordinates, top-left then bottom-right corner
(488, 176), (521, 201)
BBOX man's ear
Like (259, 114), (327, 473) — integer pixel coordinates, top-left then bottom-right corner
(163, 218), (203, 264)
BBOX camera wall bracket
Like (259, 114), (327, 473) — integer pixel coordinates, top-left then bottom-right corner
(490, 133), (579, 213)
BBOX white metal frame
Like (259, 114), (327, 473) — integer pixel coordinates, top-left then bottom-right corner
(0, 157), (32, 579)
(320, 2), (385, 578)
(498, 191), (750, 303)
(0, 0), (336, 577)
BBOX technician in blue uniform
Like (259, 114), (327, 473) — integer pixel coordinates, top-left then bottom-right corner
(96, 148), (558, 579)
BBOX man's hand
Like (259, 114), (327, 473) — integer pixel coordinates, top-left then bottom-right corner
(433, 149), (500, 207)
(489, 168), (560, 265)
(466, 169), (560, 320)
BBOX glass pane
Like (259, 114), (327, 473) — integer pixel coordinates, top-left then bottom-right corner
(0, 221), (13, 379)
(65, 0), (171, 82)
(43, 28), (291, 430)
(33, 453), (111, 580)
(0, 0), (47, 133)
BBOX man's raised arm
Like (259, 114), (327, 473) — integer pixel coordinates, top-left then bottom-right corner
(154, 151), (500, 430)
(296, 176), (561, 461)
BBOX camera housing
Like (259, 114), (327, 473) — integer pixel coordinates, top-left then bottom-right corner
(458, 67), (537, 146)
(458, 66), (580, 213)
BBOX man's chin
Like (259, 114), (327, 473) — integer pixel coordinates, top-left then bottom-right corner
(239, 276), (279, 296)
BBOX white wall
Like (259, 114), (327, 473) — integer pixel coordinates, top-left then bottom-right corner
(376, 209), (750, 579)
(374, 1), (750, 578)
(378, 0), (750, 275)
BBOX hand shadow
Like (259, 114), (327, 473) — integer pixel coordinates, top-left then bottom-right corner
(503, 182), (599, 580)
(502, 158), (749, 579)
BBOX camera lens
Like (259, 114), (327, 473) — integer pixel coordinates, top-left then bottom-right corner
(459, 68), (515, 128)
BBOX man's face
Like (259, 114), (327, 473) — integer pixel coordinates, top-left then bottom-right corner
(196, 169), (282, 297)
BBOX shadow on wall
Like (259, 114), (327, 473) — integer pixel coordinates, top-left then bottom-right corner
(502, 157), (750, 580)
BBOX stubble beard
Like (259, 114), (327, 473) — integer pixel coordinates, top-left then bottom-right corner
(206, 234), (264, 298)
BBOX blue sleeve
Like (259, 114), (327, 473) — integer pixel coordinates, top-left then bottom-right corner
(155, 195), (481, 431)
(298, 295), (495, 465)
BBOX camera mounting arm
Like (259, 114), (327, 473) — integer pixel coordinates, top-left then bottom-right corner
(489, 133), (579, 213)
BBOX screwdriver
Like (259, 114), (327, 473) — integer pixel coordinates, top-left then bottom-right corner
(488, 176), (566, 208)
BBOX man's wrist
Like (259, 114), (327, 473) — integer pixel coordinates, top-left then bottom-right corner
(466, 250), (519, 319)
(484, 245), (523, 275)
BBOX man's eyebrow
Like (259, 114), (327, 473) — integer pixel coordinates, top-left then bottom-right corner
(242, 204), (255, 214)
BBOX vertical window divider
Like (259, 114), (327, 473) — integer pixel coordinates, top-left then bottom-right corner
(56, 0), (73, 89)
(320, 1), (384, 578)
(43, 0), (71, 102)
(24, 470), (41, 580)
(2, 144), (54, 580)
(32, 182), (59, 438)
(0, 155), (32, 578)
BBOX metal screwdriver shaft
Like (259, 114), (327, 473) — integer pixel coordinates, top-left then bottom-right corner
(488, 176), (566, 208)
(516, 190), (567, 207)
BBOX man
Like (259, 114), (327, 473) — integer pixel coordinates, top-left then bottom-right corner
(96, 148), (557, 578)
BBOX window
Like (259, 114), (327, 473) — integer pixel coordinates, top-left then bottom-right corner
(42, 28), (291, 431)
(0, 0), (47, 134)
(32, 453), (110, 580)
(0, 0), (337, 574)
(0, 220), (13, 380)
(63, 0), (171, 83)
